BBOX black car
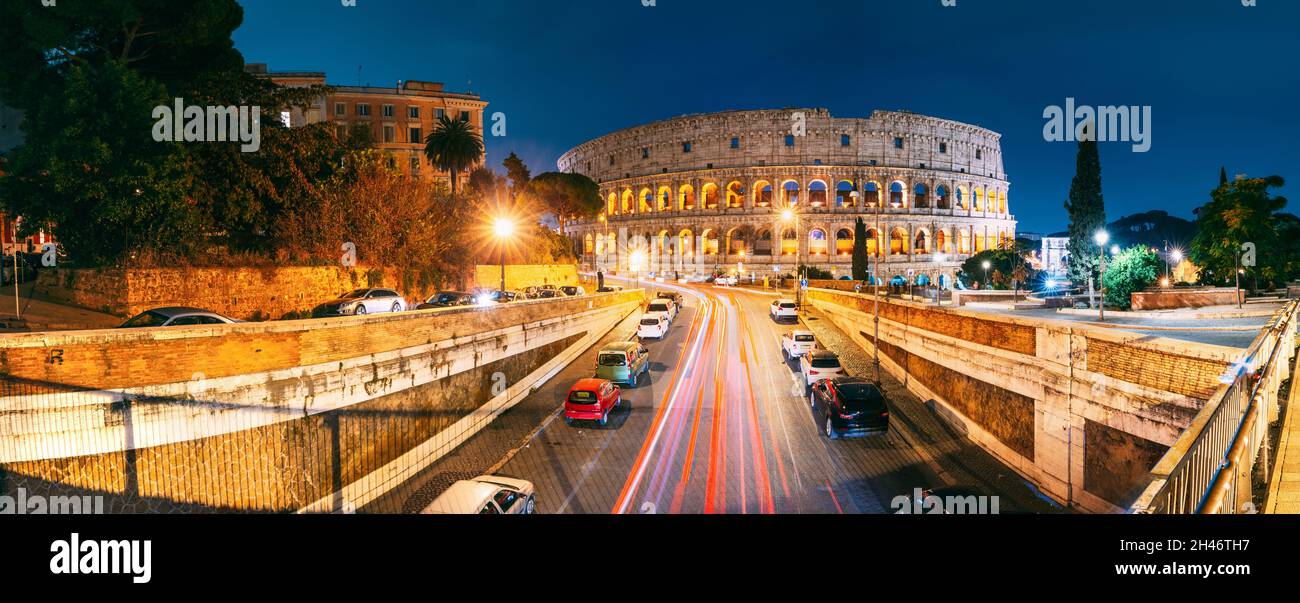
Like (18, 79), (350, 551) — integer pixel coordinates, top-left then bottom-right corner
(655, 291), (684, 306)
(810, 377), (889, 439)
(417, 291), (475, 309)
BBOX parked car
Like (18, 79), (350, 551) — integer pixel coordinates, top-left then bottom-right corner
(536, 289), (560, 299)
(781, 330), (817, 360)
(810, 377), (889, 439)
(770, 298), (799, 322)
(597, 285), (625, 293)
(560, 285), (587, 297)
(799, 350), (844, 391)
(425, 475), (537, 515)
(564, 378), (622, 427)
(646, 299), (677, 323)
(637, 313), (670, 339)
(595, 342), (650, 387)
(474, 290), (518, 305)
(313, 288), (407, 317)
(417, 291), (475, 309)
(715, 275), (738, 286)
(655, 291), (684, 307)
(119, 307), (240, 328)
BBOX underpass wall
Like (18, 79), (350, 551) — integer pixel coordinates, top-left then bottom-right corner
(806, 288), (1238, 513)
(0, 291), (642, 512)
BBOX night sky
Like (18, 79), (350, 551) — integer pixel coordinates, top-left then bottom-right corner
(232, 0), (1299, 233)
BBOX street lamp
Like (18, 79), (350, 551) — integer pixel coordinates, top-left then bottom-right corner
(493, 217), (516, 296)
(780, 207), (803, 314)
(1095, 230), (1110, 321)
(630, 249), (647, 291)
(981, 260), (991, 290)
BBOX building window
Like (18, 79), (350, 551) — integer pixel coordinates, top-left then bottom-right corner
(383, 125), (395, 143)
(682, 142), (692, 153)
(609, 155), (615, 165)
(386, 155), (397, 169)
(409, 155), (420, 172)
(785, 135), (795, 147)
(435, 108), (446, 120)
(335, 124), (348, 139)
(731, 137), (740, 149)
(641, 147), (649, 159)
(841, 134), (851, 146)
(357, 104), (371, 117)
(334, 102), (346, 116)
(894, 137), (904, 149)
(409, 127), (422, 143)
(460, 110), (470, 122)
(382, 104), (394, 118)
(976, 149), (983, 159)
(939, 142), (947, 154)
(408, 106), (420, 119)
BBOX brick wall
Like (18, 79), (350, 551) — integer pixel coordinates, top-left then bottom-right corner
(472, 264), (578, 291)
(1131, 288), (1246, 310)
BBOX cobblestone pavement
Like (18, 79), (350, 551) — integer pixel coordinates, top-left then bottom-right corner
(798, 306), (1065, 514)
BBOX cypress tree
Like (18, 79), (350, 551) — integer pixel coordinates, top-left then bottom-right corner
(1220, 166), (1229, 187)
(851, 217), (869, 281)
(1064, 138), (1106, 288)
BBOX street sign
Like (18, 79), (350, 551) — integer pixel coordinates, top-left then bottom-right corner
(800, 278), (808, 289)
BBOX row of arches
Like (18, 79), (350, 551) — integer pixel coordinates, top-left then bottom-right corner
(583, 226), (1014, 258)
(604, 180), (1009, 216)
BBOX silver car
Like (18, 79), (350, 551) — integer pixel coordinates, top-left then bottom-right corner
(425, 475), (537, 515)
(314, 288), (407, 317)
(118, 307), (240, 328)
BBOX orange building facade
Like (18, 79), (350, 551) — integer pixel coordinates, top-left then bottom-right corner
(248, 64), (488, 186)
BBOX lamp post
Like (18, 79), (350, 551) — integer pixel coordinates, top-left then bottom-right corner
(1095, 230), (1110, 321)
(493, 217), (516, 296)
(981, 260), (991, 290)
(781, 208), (802, 314)
(630, 249), (647, 292)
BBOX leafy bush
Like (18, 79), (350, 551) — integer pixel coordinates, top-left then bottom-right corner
(1102, 246), (1162, 310)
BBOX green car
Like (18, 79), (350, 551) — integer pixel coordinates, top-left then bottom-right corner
(595, 342), (650, 387)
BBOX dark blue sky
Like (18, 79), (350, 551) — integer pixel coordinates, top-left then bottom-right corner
(233, 0), (1299, 233)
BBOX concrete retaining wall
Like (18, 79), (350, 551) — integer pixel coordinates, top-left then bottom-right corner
(1131, 288), (1246, 310)
(0, 291), (642, 512)
(806, 287), (1239, 513)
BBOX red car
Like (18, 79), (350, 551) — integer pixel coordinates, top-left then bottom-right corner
(564, 378), (621, 427)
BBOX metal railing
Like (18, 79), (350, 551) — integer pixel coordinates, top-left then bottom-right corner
(1130, 300), (1299, 514)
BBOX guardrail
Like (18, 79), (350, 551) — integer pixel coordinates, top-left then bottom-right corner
(1130, 300), (1299, 514)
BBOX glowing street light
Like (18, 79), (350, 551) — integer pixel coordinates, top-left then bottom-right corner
(1094, 230), (1110, 321)
(493, 217), (517, 295)
(981, 260), (991, 289)
(630, 249), (647, 290)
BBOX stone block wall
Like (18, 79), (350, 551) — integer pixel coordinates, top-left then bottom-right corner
(807, 287), (1239, 512)
(471, 264), (578, 292)
(1130, 288), (1246, 310)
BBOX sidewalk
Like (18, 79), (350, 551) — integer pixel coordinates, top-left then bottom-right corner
(799, 306), (1064, 513)
(0, 282), (122, 332)
(1266, 353), (1300, 513)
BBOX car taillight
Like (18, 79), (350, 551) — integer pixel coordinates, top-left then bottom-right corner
(809, 370), (819, 376)
(881, 411), (890, 418)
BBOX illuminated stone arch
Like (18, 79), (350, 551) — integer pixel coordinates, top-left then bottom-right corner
(621, 189), (634, 213)
(913, 183), (929, 209)
(935, 185), (950, 210)
(889, 181), (907, 208)
(889, 227), (909, 255)
(999, 190), (1008, 214)
(864, 181), (881, 207)
(955, 186), (969, 211)
(657, 185), (673, 212)
(701, 228), (721, 256)
(782, 180), (801, 206)
(913, 228), (930, 254)
(808, 180), (829, 207)
(584, 233), (594, 254)
(679, 184), (696, 211)
(726, 225), (754, 256)
(808, 227), (829, 256)
(780, 227), (798, 256)
(727, 181), (746, 208)
(864, 228), (881, 256)
(753, 180), (773, 207)
(701, 183), (720, 209)
(755, 227), (774, 255)
(835, 228), (854, 256)
(638, 187), (653, 213)
(974, 187), (985, 212)
(606, 192), (617, 215)
(836, 180), (856, 208)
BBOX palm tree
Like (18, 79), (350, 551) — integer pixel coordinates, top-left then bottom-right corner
(423, 115), (484, 193)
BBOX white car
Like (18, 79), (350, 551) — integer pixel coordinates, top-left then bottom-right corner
(638, 313), (670, 339)
(560, 285), (587, 297)
(781, 330), (817, 360)
(425, 475), (537, 515)
(800, 350), (845, 392)
(770, 299), (799, 321)
(314, 288), (408, 317)
(646, 299), (677, 323)
(715, 275), (737, 286)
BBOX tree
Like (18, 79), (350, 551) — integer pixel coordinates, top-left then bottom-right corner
(1064, 138), (1106, 289)
(1191, 175), (1289, 288)
(1103, 246), (1162, 310)
(423, 114), (483, 193)
(1220, 166), (1229, 187)
(466, 166), (500, 204)
(503, 152), (531, 202)
(528, 172), (601, 237)
(851, 217), (869, 281)
(959, 248), (1035, 290)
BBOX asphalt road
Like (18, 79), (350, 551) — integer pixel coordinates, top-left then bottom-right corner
(497, 279), (1003, 515)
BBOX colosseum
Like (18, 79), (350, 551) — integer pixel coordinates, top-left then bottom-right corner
(560, 108), (1016, 288)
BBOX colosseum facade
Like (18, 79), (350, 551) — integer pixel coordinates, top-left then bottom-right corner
(560, 108), (1016, 287)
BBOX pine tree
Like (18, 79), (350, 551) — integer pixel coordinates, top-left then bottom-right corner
(1220, 166), (1229, 187)
(1064, 138), (1106, 288)
(851, 217), (869, 281)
